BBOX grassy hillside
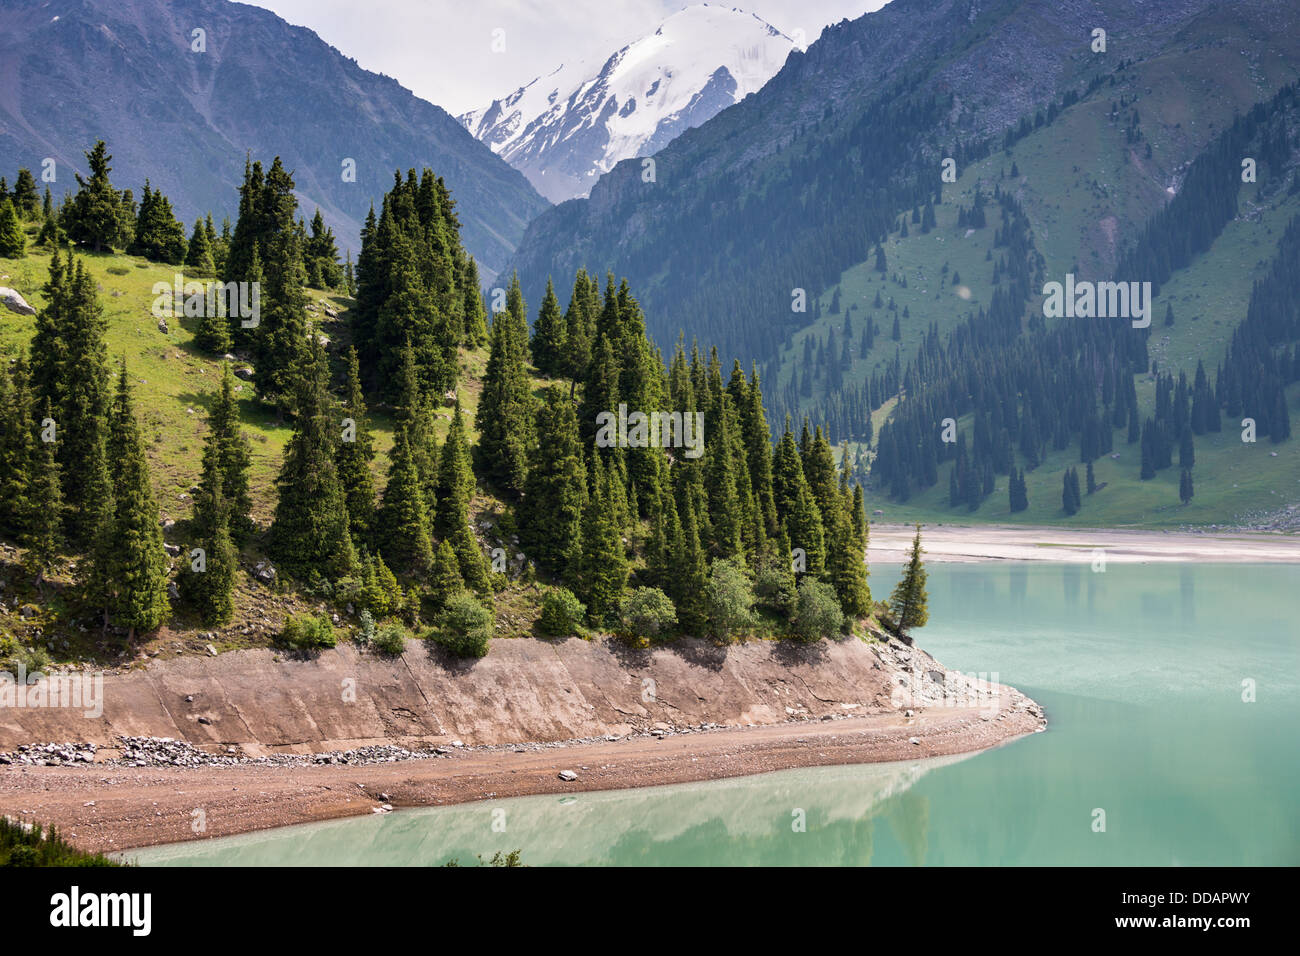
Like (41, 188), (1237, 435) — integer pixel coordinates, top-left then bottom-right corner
(0, 231), (552, 667)
(771, 45), (1300, 529)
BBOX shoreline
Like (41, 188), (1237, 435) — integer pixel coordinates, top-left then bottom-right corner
(1, 693), (1044, 855)
(867, 524), (1300, 564)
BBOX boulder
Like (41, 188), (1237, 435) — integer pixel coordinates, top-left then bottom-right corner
(0, 287), (35, 316)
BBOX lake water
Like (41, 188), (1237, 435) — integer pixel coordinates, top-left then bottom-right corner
(125, 562), (1300, 866)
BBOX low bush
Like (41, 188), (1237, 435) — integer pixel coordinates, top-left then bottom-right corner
(619, 587), (677, 644)
(373, 621), (411, 656)
(279, 612), (336, 650)
(536, 588), (586, 637)
(789, 580), (845, 643)
(428, 592), (493, 658)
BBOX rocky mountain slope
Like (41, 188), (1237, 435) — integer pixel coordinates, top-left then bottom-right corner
(0, 0), (547, 275)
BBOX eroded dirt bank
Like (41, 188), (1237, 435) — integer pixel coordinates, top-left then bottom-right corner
(2, 633), (1004, 753)
(0, 634), (1045, 852)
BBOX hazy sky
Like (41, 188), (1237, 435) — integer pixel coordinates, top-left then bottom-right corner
(244, 1), (891, 115)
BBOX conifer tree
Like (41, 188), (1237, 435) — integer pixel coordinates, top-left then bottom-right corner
(462, 257), (488, 346)
(530, 278), (566, 376)
(193, 273), (234, 353)
(0, 198), (25, 258)
(31, 252), (111, 548)
(11, 168), (40, 219)
(127, 182), (187, 263)
(434, 402), (489, 591)
(475, 303), (535, 496)
(578, 457), (628, 625)
(90, 365), (170, 640)
(888, 524), (929, 639)
(66, 141), (130, 252)
(184, 467), (237, 626)
(199, 366), (253, 542)
(772, 425), (825, 575)
(429, 539), (465, 608)
(0, 358), (35, 535)
(376, 423), (434, 577)
(1179, 468), (1194, 504)
(269, 338), (356, 581)
(521, 386), (586, 577)
(185, 218), (215, 274)
(255, 230), (308, 413)
(824, 499), (871, 618)
(670, 483), (710, 633)
(336, 347), (377, 548)
(22, 399), (63, 589)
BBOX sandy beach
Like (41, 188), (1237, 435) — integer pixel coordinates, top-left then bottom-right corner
(868, 524), (1300, 564)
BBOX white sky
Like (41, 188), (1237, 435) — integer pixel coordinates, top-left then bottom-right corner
(244, 0), (891, 115)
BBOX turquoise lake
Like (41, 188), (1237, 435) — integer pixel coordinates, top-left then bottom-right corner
(125, 562), (1300, 866)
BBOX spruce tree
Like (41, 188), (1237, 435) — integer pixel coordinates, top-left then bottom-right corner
(336, 347), (377, 548)
(22, 400), (63, 589)
(888, 524), (929, 640)
(435, 402), (489, 591)
(578, 457), (628, 625)
(462, 257), (488, 346)
(530, 278), (566, 376)
(184, 467), (237, 626)
(475, 305), (534, 496)
(185, 218), (215, 274)
(254, 230), (308, 413)
(11, 168), (40, 219)
(521, 386), (586, 577)
(824, 498), (871, 619)
(0, 358), (35, 535)
(94, 365), (171, 640)
(428, 539), (465, 608)
(0, 198), (25, 258)
(199, 366), (253, 542)
(269, 338), (356, 581)
(376, 424), (434, 577)
(1179, 468), (1194, 504)
(32, 253), (111, 548)
(66, 141), (130, 252)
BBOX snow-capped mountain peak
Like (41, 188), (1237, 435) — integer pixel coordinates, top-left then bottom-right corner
(459, 4), (796, 203)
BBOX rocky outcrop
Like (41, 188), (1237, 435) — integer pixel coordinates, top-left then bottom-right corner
(0, 287), (35, 316)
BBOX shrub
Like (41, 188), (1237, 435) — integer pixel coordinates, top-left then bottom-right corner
(373, 621), (411, 656)
(620, 587), (677, 642)
(279, 612), (336, 650)
(790, 580), (845, 643)
(1, 818), (121, 867)
(355, 609), (376, 647)
(705, 558), (757, 642)
(753, 565), (797, 619)
(536, 588), (586, 637)
(430, 592), (493, 658)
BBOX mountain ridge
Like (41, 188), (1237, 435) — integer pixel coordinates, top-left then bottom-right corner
(0, 0), (548, 276)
